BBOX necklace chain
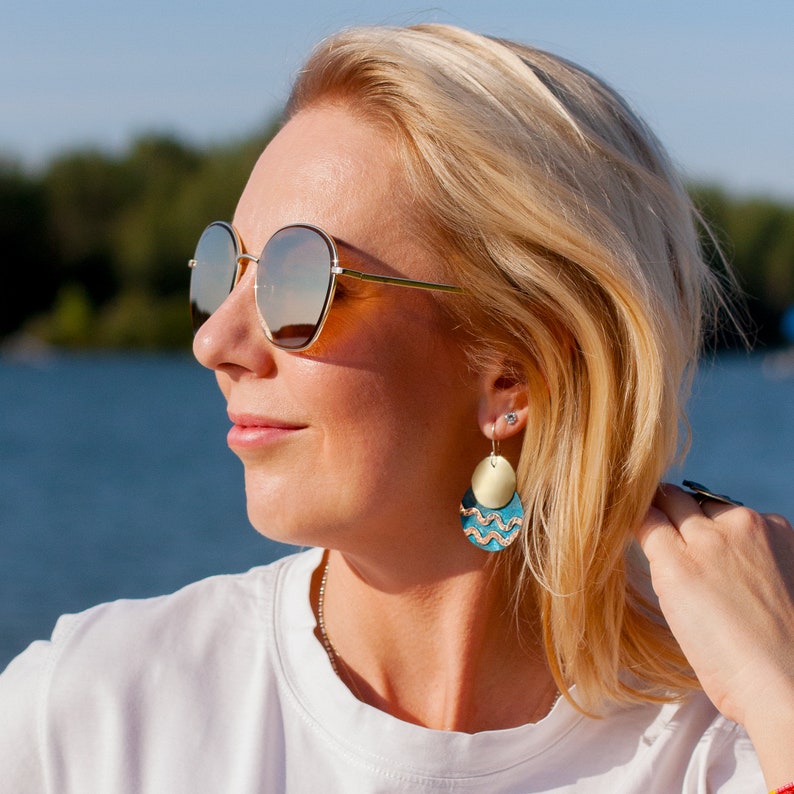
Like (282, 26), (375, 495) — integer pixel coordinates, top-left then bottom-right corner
(317, 554), (342, 678)
(317, 554), (365, 700)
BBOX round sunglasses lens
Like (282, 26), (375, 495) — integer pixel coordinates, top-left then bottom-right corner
(190, 223), (238, 333)
(256, 226), (334, 349)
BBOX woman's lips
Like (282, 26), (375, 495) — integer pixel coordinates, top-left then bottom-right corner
(226, 414), (304, 449)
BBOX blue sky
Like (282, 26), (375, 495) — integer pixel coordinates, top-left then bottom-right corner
(3, 0), (792, 199)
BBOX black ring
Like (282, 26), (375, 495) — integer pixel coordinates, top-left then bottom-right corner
(682, 480), (744, 507)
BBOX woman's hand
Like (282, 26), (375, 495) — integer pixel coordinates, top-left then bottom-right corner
(635, 484), (794, 788)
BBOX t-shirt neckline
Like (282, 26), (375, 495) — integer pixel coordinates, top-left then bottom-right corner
(273, 547), (587, 782)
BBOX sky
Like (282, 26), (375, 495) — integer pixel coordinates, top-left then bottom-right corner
(3, 0), (793, 200)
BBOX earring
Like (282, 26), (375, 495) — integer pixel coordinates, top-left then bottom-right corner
(505, 411), (518, 426)
(460, 424), (524, 552)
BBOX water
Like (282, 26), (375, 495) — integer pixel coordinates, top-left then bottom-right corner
(1, 352), (793, 671)
(0, 353), (293, 669)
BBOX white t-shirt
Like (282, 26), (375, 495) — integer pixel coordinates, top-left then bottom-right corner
(0, 548), (764, 792)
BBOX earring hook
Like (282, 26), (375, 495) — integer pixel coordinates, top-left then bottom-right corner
(490, 421), (500, 465)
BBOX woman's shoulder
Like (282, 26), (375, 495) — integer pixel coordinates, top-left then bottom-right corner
(582, 692), (764, 789)
(55, 547), (314, 659)
(1, 548), (317, 697)
(0, 547), (321, 788)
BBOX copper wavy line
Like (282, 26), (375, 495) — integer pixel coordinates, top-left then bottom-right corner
(464, 526), (521, 547)
(460, 505), (523, 533)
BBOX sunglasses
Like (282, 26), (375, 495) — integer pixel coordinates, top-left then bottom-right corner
(189, 222), (464, 351)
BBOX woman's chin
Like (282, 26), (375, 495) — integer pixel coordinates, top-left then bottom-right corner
(243, 491), (332, 549)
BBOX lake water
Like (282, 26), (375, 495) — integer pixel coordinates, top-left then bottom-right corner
(1, 351), (793, 670)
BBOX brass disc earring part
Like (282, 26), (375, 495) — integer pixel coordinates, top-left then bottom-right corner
(470, 423), (517, 509)
(471, 454), (517, 508)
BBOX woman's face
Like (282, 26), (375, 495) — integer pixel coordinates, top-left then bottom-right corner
(193, 105), (485, 556)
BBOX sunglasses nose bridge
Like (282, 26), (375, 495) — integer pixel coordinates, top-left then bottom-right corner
(235, 253), (259, 286)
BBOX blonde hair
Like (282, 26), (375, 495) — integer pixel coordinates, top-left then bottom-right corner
(289, 24), (725, 711)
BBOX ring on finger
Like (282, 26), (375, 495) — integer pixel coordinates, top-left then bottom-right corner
(682, 480), (744, 507)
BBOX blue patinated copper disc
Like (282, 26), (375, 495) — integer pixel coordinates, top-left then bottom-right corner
(459, 488), (524, 552)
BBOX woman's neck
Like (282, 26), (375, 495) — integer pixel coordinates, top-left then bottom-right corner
(312, 548), (558, 733)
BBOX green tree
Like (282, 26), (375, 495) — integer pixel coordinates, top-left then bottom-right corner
(42, 149), (133, 306)
(0, 161), (57, 336)
(691, 185), (794, 345)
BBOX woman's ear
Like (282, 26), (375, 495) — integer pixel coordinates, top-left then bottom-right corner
(476, 363), (529, 440)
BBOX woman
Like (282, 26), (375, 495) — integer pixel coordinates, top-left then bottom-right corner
(2, 24), (793, 792)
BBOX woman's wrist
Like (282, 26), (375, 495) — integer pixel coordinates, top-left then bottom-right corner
(735, 664), (794, 791)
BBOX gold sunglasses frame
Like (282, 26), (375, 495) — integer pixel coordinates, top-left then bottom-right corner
(189, 221), (464, 351)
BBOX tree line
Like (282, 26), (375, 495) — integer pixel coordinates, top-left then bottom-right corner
(1, 127), (793, 350)
(0, 126), (276, 350)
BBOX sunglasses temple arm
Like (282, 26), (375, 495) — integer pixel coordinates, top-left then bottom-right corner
(333, 266), (464, 294)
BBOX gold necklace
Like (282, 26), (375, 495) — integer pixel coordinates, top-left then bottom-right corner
(317, 555), (341, 677)
(316, 554), (364, 700)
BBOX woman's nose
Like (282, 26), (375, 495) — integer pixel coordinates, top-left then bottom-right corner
(192, 267), (275, 377)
